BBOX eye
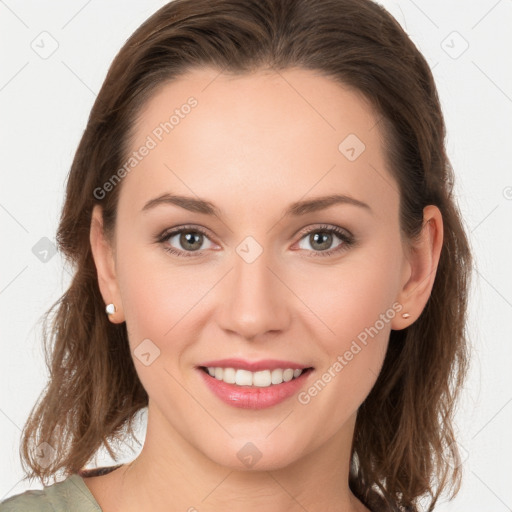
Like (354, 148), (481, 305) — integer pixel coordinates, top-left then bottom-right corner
(156, 223), (355, 259)
(157, 225), (216, 258)
(295, 224), (354, 257)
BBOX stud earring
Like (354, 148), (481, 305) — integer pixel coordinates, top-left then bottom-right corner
(402, 312), (411, 319)
(105, 303), (116, 315)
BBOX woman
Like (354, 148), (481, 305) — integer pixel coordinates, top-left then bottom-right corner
(0, 0), (472, 511)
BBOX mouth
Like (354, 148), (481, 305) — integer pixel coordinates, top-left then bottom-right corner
(198, 366), (314, 387)
(196, 365), (315, 409)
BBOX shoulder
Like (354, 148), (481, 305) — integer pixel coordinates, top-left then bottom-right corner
(0, 474), (101, 512)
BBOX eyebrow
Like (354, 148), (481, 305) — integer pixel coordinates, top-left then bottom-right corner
(141, 193), (372, 217)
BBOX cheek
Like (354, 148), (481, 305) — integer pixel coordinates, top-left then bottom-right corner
(295, 242), (402, 349)
(117, 252), (204, 343)
(293, 239), (402, 403)
(114, 245), (210, 401)
(115, 234), (224, 379)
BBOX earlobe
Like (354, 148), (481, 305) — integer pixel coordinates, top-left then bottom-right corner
(89, 205), (125, 323)
(391, 205), (443, 330)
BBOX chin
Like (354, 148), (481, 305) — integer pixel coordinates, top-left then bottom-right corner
(201, 436), (308, 472)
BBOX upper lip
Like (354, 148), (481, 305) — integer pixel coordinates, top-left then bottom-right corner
(198, 358), (312, 372)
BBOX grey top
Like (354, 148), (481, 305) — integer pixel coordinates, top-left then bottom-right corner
(0, 466), (122, 512)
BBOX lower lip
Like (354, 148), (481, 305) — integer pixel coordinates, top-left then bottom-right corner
(197, 368), (313, 409)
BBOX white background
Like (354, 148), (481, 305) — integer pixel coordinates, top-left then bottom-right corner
(1, 1), (511, 510)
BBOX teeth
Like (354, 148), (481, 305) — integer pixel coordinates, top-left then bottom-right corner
(206, 367), (306, 387)
(222, 367), (236, 384)
(236, 369), (254, 386)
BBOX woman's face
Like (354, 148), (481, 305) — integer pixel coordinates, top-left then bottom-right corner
(101, 67), (413, 470)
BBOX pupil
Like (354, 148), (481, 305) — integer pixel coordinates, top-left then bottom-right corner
(182, 232), (202, 250)
(312, 232), (331, 250)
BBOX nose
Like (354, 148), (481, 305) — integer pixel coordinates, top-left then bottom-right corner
(217, 246), (292, 341)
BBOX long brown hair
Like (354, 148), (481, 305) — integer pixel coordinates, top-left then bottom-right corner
(19, 1), (473, 510)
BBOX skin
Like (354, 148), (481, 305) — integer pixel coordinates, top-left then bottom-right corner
(87, 67), (443, 512)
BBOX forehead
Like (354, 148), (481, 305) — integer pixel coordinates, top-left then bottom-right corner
(119, 67), (397, 221)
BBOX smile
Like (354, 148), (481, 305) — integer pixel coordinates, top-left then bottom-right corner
(202, 366), (308, 386)
(197, 366), (314, 409)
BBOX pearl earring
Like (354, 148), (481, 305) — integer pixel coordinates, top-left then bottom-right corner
(105, 303), (116, 315)
(402, 312), (411, 319)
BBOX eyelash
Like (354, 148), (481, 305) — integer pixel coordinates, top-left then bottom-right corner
(155, 224), (355, 259)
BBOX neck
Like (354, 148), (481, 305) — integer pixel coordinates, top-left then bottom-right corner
(114, 404), (367, 512)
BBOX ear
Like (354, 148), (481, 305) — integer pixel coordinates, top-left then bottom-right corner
(89, 205), (125, 324)
(391, 205), (443, 330)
